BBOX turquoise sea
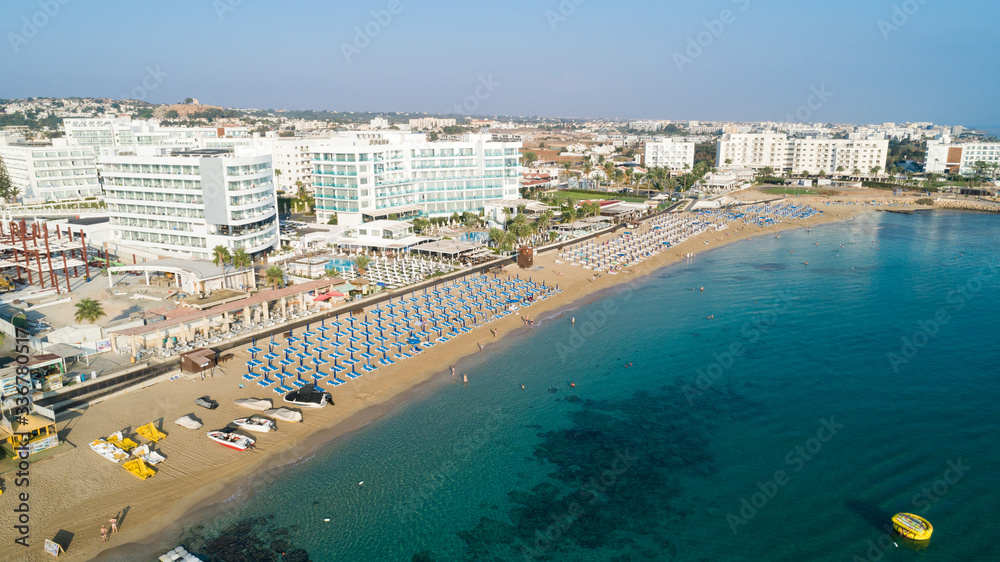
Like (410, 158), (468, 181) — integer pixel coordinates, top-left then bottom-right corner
(117, 210), (1000, 561)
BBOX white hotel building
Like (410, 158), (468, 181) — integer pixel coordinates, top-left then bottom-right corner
(717, 133), (889, 175)
(0, 138), (102, 202)
(100, 146), (279, 260)
(925, 135), (1000, 176)
(310, 132), (521, 226)
(643, 139), (695, 171)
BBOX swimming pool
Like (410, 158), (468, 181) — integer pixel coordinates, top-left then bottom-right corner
(326, 258), (355, 273)
(460, 231), (490, 244)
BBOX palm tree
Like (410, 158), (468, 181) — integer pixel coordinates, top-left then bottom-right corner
(582, 161), (594, 184)
(488, 227), (506, 250)
(853, 168), (861, 177)
(74, 298), (106, 324)
(353, 255), (372, 275)
(761, 166), (775, 178)
(231, 248), (251, 289)
(604, 161), (615, 188)
(870, 166), (881, 177)
(212, 245), (231, 288)
(265, 265), (285, 290)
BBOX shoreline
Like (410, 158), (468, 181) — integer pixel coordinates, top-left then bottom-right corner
(4, 198), (882, 561)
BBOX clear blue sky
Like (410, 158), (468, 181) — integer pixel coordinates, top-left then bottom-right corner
(2, 0), (996, 126)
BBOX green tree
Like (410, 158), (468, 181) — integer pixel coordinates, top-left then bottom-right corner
(231, 248), (251, 289)
(0, 156), (12, 203)
(870, 166), (881, 177)
(74, 298), (106, 324)
(353, 255), (372, 274)
(265, 266), (285, 290)
(523, 151), (539, 167)
(212, 245), (231, 288)
(165, 109), (179, 119)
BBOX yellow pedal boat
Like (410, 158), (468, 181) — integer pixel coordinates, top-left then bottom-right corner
(892, 513), (932, 541)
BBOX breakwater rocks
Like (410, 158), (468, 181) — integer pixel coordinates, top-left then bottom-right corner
(934, 199), (1000, 213)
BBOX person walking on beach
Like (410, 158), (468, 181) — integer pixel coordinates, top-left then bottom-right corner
(451, 365), (456, 377)
(110, 516), (118, 534)
(100, 525), (108, 543)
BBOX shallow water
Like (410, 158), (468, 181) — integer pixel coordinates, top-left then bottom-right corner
(126, 210), (1000, 561)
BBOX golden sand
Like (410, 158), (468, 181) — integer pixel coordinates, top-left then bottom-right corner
(3, 194), (902, 560)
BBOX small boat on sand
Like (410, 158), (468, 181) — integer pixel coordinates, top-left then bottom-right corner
(207, 430), (256, 451)
(284, 383), (333, 408)
(892, 513), (933, 540)
(233, 415), (277, 433)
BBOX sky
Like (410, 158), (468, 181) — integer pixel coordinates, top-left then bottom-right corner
(1, 0), (997, 127)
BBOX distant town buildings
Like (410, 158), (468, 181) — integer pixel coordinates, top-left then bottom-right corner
(310, 131), (521, 227)
(717, 133), (889, 175)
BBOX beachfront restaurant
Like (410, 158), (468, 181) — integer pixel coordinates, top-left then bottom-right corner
(411, 239), (491, 264)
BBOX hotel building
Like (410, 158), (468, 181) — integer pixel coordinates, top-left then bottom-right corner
(643, 139), (695, 171)
(310, 132), (521, 226)
(925, 135), (1000, 175)
(100, 146), (279, 260)
(717, 133), (889, 175)
(0, 138), (102, 202)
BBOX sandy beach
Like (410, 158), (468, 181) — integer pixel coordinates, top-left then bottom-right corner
(3, 192), (922, 561)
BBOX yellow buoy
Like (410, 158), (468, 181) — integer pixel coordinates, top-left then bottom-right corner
(892, 513), (933, 541)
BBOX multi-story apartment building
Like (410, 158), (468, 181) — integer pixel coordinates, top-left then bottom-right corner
(717, 133), (889, 175)
(628, 120), (664, 131)
(310, 132), (521, 226)
(271, 138), (317, 194)
(643, 139), (695, 171)
(100, 146), (279, 260)
(0, 138), (101, 201)
(408, 117), (457, 130)
(925, 135), (1000, 175)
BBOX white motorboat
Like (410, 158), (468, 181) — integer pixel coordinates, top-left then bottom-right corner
(207, 430), (256, 451)
(233, 415), (277, 433)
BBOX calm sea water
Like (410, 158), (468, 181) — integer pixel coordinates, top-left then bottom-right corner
(141, 210), (1000, 561)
